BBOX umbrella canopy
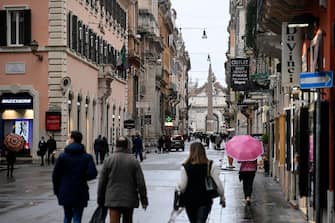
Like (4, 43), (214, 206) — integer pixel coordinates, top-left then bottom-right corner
(225, 135), (263, 161)
(4, 133), (24, 152)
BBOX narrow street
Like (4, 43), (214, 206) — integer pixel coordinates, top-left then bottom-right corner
(0, 141), (306, 223)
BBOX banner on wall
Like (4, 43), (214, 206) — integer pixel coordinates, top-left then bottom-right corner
(46, 112), (61, 131)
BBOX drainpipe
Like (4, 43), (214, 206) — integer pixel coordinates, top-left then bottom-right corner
(316, 89), (321, 223)
(327, 1), (335, 222)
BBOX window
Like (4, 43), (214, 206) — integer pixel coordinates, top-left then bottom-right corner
(0, 9), (31, 46)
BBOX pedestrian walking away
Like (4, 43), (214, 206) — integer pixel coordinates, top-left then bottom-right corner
(132, 133), (144, 162)
(176, 142), (226, 223)
(4, 144), (16, 178)
(38, 136), (47, 166)
(97, 136), (148, 223)
(238, 160), (257, 205)
(102, 136), (109, 157)
(52, 130), (97, 223)
(47, 135), (57, 164)
(93, 135), (104, 164)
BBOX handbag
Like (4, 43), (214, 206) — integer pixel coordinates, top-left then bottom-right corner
(173, 190), (185, 210)
(89, 205), (108, 223)
(37, 150), (42, 156)
(205, 161), (219, 198)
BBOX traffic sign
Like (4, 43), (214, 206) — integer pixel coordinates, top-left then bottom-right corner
(300, 71), (333, 89)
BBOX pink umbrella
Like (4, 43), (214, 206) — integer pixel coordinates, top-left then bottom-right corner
(225, 135), (263, 161)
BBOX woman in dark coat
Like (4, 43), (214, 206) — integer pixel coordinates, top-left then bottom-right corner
(52, 131), (97, 223)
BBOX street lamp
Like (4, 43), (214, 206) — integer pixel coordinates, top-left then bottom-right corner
(179, 27), (208, 39)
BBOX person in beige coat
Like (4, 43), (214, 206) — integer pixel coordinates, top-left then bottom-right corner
(97, 136), (148, 223)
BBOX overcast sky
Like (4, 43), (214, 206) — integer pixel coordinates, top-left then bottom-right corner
(170, 0), (230, 87)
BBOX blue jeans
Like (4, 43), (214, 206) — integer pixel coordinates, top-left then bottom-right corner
(63, 207), (84, 223)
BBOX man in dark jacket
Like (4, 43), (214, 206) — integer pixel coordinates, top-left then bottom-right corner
(52, 130), (97, 223)
(47, 135), (57, 164)
(93, 135), (104, 164)
(132, 133), (144, 162)
(97, 136), (148, 223)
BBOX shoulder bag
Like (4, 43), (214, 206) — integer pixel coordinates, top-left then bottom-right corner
(205, 160), (219, 198)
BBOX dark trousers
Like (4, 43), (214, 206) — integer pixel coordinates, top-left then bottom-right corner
(63, 206), (84, 223)
(100, 151), (106, 164)
(185, 205), (212, 223)
(47, 150), (55, 164)
(6, 160), (14, 177)
(40, 154), (45, 166)
(95, 151), (100, 164)
(134, 148), (143, 162)
(239, 171), (256, 199)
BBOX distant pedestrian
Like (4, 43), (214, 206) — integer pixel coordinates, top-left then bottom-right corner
(97, 136), (148, 223)
(176, 142), (226, 223)
(4, 144), (16, 178)
(38, 136), (47, 166)
(47, 135), (57, 164)
(238, 160), (257, 205)
(93, 135), (104, 164)
(52, 130), (97, 223)
(133, 133), (144, 162)
(101, 136), (109, 161)
(157, 135), (164, 153)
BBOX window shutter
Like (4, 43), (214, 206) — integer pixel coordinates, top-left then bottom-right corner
(71, 15), (77, 51)
(78, 20), (82, 54)
(92, 33), (96, 62)
(82, 25), (86, 57)
(23, 9), (32, 46)
(89, 29), (92, 60)
(0, 10), (7, 46)
(67, 12), (72, 48)
(96, 36), (99, 64)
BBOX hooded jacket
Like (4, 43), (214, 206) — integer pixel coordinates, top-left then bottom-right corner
(52, 142), (97, 207)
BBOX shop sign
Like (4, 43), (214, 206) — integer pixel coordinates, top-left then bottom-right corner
(46, 112), (61, 131)
(281, 22), (302, 87)
(230, 58), (249, 91)
(0, 93), (33, 109)
(124, 119), (135, 129)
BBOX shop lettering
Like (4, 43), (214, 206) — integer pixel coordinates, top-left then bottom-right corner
(286, 27), (297, 82)
(1, 99), (32, 104)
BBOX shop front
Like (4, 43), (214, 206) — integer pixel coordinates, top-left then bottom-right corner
(0, 93), (34, 157)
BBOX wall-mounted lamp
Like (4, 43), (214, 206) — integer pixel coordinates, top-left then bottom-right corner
(30, 40), (43, 61)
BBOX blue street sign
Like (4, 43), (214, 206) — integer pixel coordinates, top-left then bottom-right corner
(299, 71), (333, 89)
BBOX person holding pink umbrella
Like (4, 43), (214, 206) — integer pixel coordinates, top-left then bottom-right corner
(239, 160), (257, 205)
(225, 135), (263, 205)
